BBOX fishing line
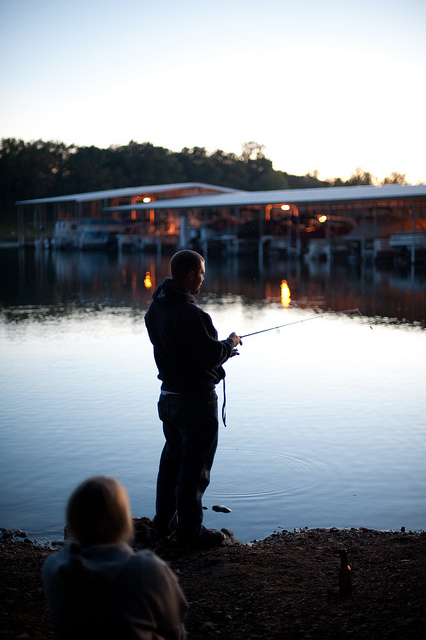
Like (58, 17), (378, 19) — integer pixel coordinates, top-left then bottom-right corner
(240, 308), (367, 338)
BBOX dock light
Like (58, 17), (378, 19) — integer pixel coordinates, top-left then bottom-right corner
(142, 197), (151, 203)
(281, 204), (298, 216)
(319, 215), (328, 223)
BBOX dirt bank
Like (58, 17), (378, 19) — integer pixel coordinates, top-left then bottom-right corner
(1, 521), (425, 639)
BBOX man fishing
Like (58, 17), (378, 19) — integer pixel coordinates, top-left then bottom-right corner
(145, 249), (242, 548)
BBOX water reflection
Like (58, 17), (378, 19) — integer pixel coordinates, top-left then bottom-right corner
(1, 248), (425, 541)
(1, 248), (425, 327)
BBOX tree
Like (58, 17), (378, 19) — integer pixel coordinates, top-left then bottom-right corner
(241, 141), (266, 163)
(345, 167), (376, 186)
(329, 177), (345, 187)
(108, 142), (184, 187)
(382, 172), (407, 185)
(64, 145), (115, 193)
(0, 138), (74, 208)
(1, 137), (338, 226)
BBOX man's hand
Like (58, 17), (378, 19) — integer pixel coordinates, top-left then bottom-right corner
(228, 332), (242, 348)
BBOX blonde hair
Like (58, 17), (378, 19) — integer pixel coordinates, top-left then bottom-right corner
(66, 476), (133, 546)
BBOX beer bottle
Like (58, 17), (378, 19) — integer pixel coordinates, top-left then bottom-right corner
(339, 548), (352, 596)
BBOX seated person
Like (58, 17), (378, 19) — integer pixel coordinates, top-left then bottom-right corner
(42, 476), (188, 640)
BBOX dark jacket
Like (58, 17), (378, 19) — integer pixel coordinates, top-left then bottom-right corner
(145, 278), (234, 393)
(42, 542), (188, 640)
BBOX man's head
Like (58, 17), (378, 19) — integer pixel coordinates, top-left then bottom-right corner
(66, 476), (133, 546)
(171, 249), (205, 295)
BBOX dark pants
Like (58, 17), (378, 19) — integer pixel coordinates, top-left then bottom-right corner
(154, 390), (219, 543)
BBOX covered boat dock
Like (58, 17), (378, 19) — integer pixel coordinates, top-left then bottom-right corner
(16, 182), (426, 264)
(104, 183), (426, 265)
(15, 182), (241, 250)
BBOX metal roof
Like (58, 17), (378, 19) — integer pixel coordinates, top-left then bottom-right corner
(103, 184), (426, 212)
(15, 182), (243, 205)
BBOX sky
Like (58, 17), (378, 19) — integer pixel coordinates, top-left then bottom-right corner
(1, 0), (425, 185)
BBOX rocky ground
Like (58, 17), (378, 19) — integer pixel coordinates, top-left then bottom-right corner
(1, 520), (425, 640)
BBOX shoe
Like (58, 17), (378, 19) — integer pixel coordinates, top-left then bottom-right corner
(192, 528), (226, 548)
(152, 515), (177, 541)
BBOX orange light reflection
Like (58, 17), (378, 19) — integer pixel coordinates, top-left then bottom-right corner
(280, 280), (291, 308)
(144, 271), (152, 288)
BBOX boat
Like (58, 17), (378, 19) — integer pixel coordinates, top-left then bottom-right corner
(50, 219), (125, 250)
(389, 230), (426, 251)
(50, 221), (80, 249)
(76, 219), (125, 249)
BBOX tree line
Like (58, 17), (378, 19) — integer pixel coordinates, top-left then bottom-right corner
(0, 138), (407, 219)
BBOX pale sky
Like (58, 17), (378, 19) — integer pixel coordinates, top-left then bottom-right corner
(1, 0), (425, 184)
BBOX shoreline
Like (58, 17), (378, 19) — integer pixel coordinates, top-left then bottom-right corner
(2, 521), (426, 639)
(1, 520), (424, 548)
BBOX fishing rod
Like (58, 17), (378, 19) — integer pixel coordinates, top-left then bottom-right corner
(240, 308), (364, 338)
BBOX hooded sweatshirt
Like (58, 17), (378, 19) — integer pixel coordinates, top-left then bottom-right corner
(42, 542), (188, 640)
(145, 278), (234, 393)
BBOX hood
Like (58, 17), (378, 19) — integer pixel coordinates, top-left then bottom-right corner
(152, 277), (194, 306)
(52, 542), (133, 589)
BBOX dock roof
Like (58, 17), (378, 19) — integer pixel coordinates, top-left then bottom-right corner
(15, 182), (243, 205)
(103, 184), (426, 212)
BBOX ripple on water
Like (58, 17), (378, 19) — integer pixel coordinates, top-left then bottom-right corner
(211, 448), (372, 502)
(114, 448), (373, 504)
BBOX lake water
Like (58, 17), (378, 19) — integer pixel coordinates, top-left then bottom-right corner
(1, 248), (425, 543)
